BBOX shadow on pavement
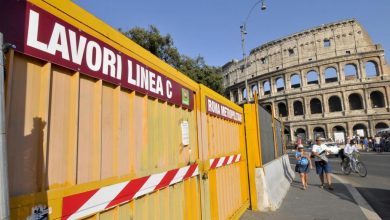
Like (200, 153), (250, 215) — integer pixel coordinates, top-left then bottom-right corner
(356, 187), (390, 219)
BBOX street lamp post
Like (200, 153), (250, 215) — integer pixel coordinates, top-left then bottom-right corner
(240, 0), (266, 103)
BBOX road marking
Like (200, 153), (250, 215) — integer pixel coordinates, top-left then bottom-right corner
(332, 174), (381, 220)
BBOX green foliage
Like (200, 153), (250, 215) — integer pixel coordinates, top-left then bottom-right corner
(121, 25), (224, 94)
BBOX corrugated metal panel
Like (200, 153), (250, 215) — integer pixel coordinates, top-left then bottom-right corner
(259, 105), (276, 164)
(3, 1), (255, 219)
(275, 119), (284, 157)
(7, 49), (201, 220)
(199, 85), (249, 220)
(77, 76), (102, 184)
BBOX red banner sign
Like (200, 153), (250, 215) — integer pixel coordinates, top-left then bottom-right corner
(206, 97), (243, 123)
(2, 2), (194, 109)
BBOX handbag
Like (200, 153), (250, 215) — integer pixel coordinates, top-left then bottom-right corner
(295, 163), (300, 172)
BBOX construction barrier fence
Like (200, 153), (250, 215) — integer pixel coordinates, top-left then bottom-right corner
(0, 0), (251, 219)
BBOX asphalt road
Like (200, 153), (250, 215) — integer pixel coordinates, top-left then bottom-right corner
(327, 152), (390, 220)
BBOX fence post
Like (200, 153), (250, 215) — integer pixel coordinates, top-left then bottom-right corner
(0, 32), (10, 220)
(244, 104), (258, 211)
(271, 106), (278, 158)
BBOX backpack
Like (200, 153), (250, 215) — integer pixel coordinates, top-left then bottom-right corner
(300, 157), (309, 165)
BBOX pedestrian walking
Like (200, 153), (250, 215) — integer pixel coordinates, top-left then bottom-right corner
(374, 135), (381, 152)
(312, 137), (334, 190)
(295, 144), (313, 190)
(363, 137), (368, 152)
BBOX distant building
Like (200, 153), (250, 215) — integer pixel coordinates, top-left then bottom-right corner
(222, 19), (390, 144)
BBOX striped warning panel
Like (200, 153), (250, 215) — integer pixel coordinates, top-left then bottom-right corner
(62, 164), (199, 220)
(209, 154), (241, 170)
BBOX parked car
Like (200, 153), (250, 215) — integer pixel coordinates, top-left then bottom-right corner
(324, 142), (341, 157)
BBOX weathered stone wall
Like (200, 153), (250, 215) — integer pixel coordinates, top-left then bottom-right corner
(222, 19), (390, 142)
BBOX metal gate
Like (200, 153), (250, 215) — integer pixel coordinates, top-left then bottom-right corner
(1, 1), (252, 219)
(199, 85), (250, 220)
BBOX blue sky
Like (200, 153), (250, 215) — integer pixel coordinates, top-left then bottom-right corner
(73, 0), (390, 67)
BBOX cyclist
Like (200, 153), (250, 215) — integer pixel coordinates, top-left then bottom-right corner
(344, 139), (359, 168)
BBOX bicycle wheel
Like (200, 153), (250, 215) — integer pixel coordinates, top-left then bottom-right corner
(356, 162), (367, 177)
(341, 161), (351, 175)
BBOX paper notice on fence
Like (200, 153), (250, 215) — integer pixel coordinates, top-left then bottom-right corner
(181, 120), (189, 146)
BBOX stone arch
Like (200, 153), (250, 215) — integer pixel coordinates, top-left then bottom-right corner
(352, 123), (368, 137)
(332, 125), (346, 144)
(328, 95), (343, 112)
(233, 90), (238, 103)
(344, 63), (358, 80)
(310, 98), (323, 114)
(375, 122), (389, 133)
(333, 125), (346, 132)
(324, 67), (338, 83)
(293, 100), (304, 116)
(349, 93), (363, 110)
(290, 74), (301, 89)
(263, 80), (270, 95)
(375, 122), (389, 129)
(251, 83), (259, 96)
(277, 102), (288, 117)
(313, 127), (325, 139)
(307, 70), (319, 85)
(242, 87), (247, 100)
(263, 104), (272, 114)
(370, 91), (385, 108)
(365, 60), (379, 78)
(275, 77), (285, 92)
(295, 127), (307, 142)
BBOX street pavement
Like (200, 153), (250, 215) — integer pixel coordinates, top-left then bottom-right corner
(328, 152), (390, 219)
(240, 152), (389, 220)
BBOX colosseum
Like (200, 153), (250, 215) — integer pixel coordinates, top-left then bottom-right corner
(222, 19), (390, 144)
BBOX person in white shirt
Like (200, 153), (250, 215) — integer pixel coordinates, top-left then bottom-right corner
(344, 139), (359, 165)
(311, 137), (334, 190)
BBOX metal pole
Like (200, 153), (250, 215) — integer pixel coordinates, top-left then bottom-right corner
(240, 0), (266, 104)
(241, 25), (250, 103)
(0, 32), (10, 220)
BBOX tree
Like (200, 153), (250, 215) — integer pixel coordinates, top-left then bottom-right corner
(121, 25), (224, 94)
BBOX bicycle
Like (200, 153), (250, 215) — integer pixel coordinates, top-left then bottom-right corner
(340, 152), (367, 177)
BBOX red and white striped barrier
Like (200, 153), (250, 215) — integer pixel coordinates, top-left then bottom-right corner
(62, 164), (199, 220)
(209, 154), (241, 170)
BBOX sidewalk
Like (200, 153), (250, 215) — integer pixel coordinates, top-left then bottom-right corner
(241, 167), (367, 220)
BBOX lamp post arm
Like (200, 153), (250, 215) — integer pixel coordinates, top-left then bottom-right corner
(240, 0), (266, 103)
(244, 0), (263, 27)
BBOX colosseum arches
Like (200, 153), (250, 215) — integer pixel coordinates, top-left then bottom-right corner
(251, 84), (259, 95)
(332, 125), (346, 132)
(276, 77), (285, 91)
(352, 123), (368, 137)
(242, 87), (247, 100)
(307, 70), (319, 85)
(310, 98), (323, 114)
(324, 67), (338, 83)
(370, 91), (385, 108)
(290, 74), (301, 88)
(348, 93), (364, 110)
(344, 63), (358, 79)
(328, 96), (343, 112)
(365, 61), (379, 77)
(233, 90), (238, 103)
(278, 102), (288, 117)
(295, 128), (307, 141)
(293, 100), (304, 116)
(313, 127), (325, 139)
(263, 80), (270, 95)
(263, 104), (272, 114)
(375, 122), (389, 133)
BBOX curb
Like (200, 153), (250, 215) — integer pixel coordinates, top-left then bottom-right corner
(332, 174), (381, 220)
